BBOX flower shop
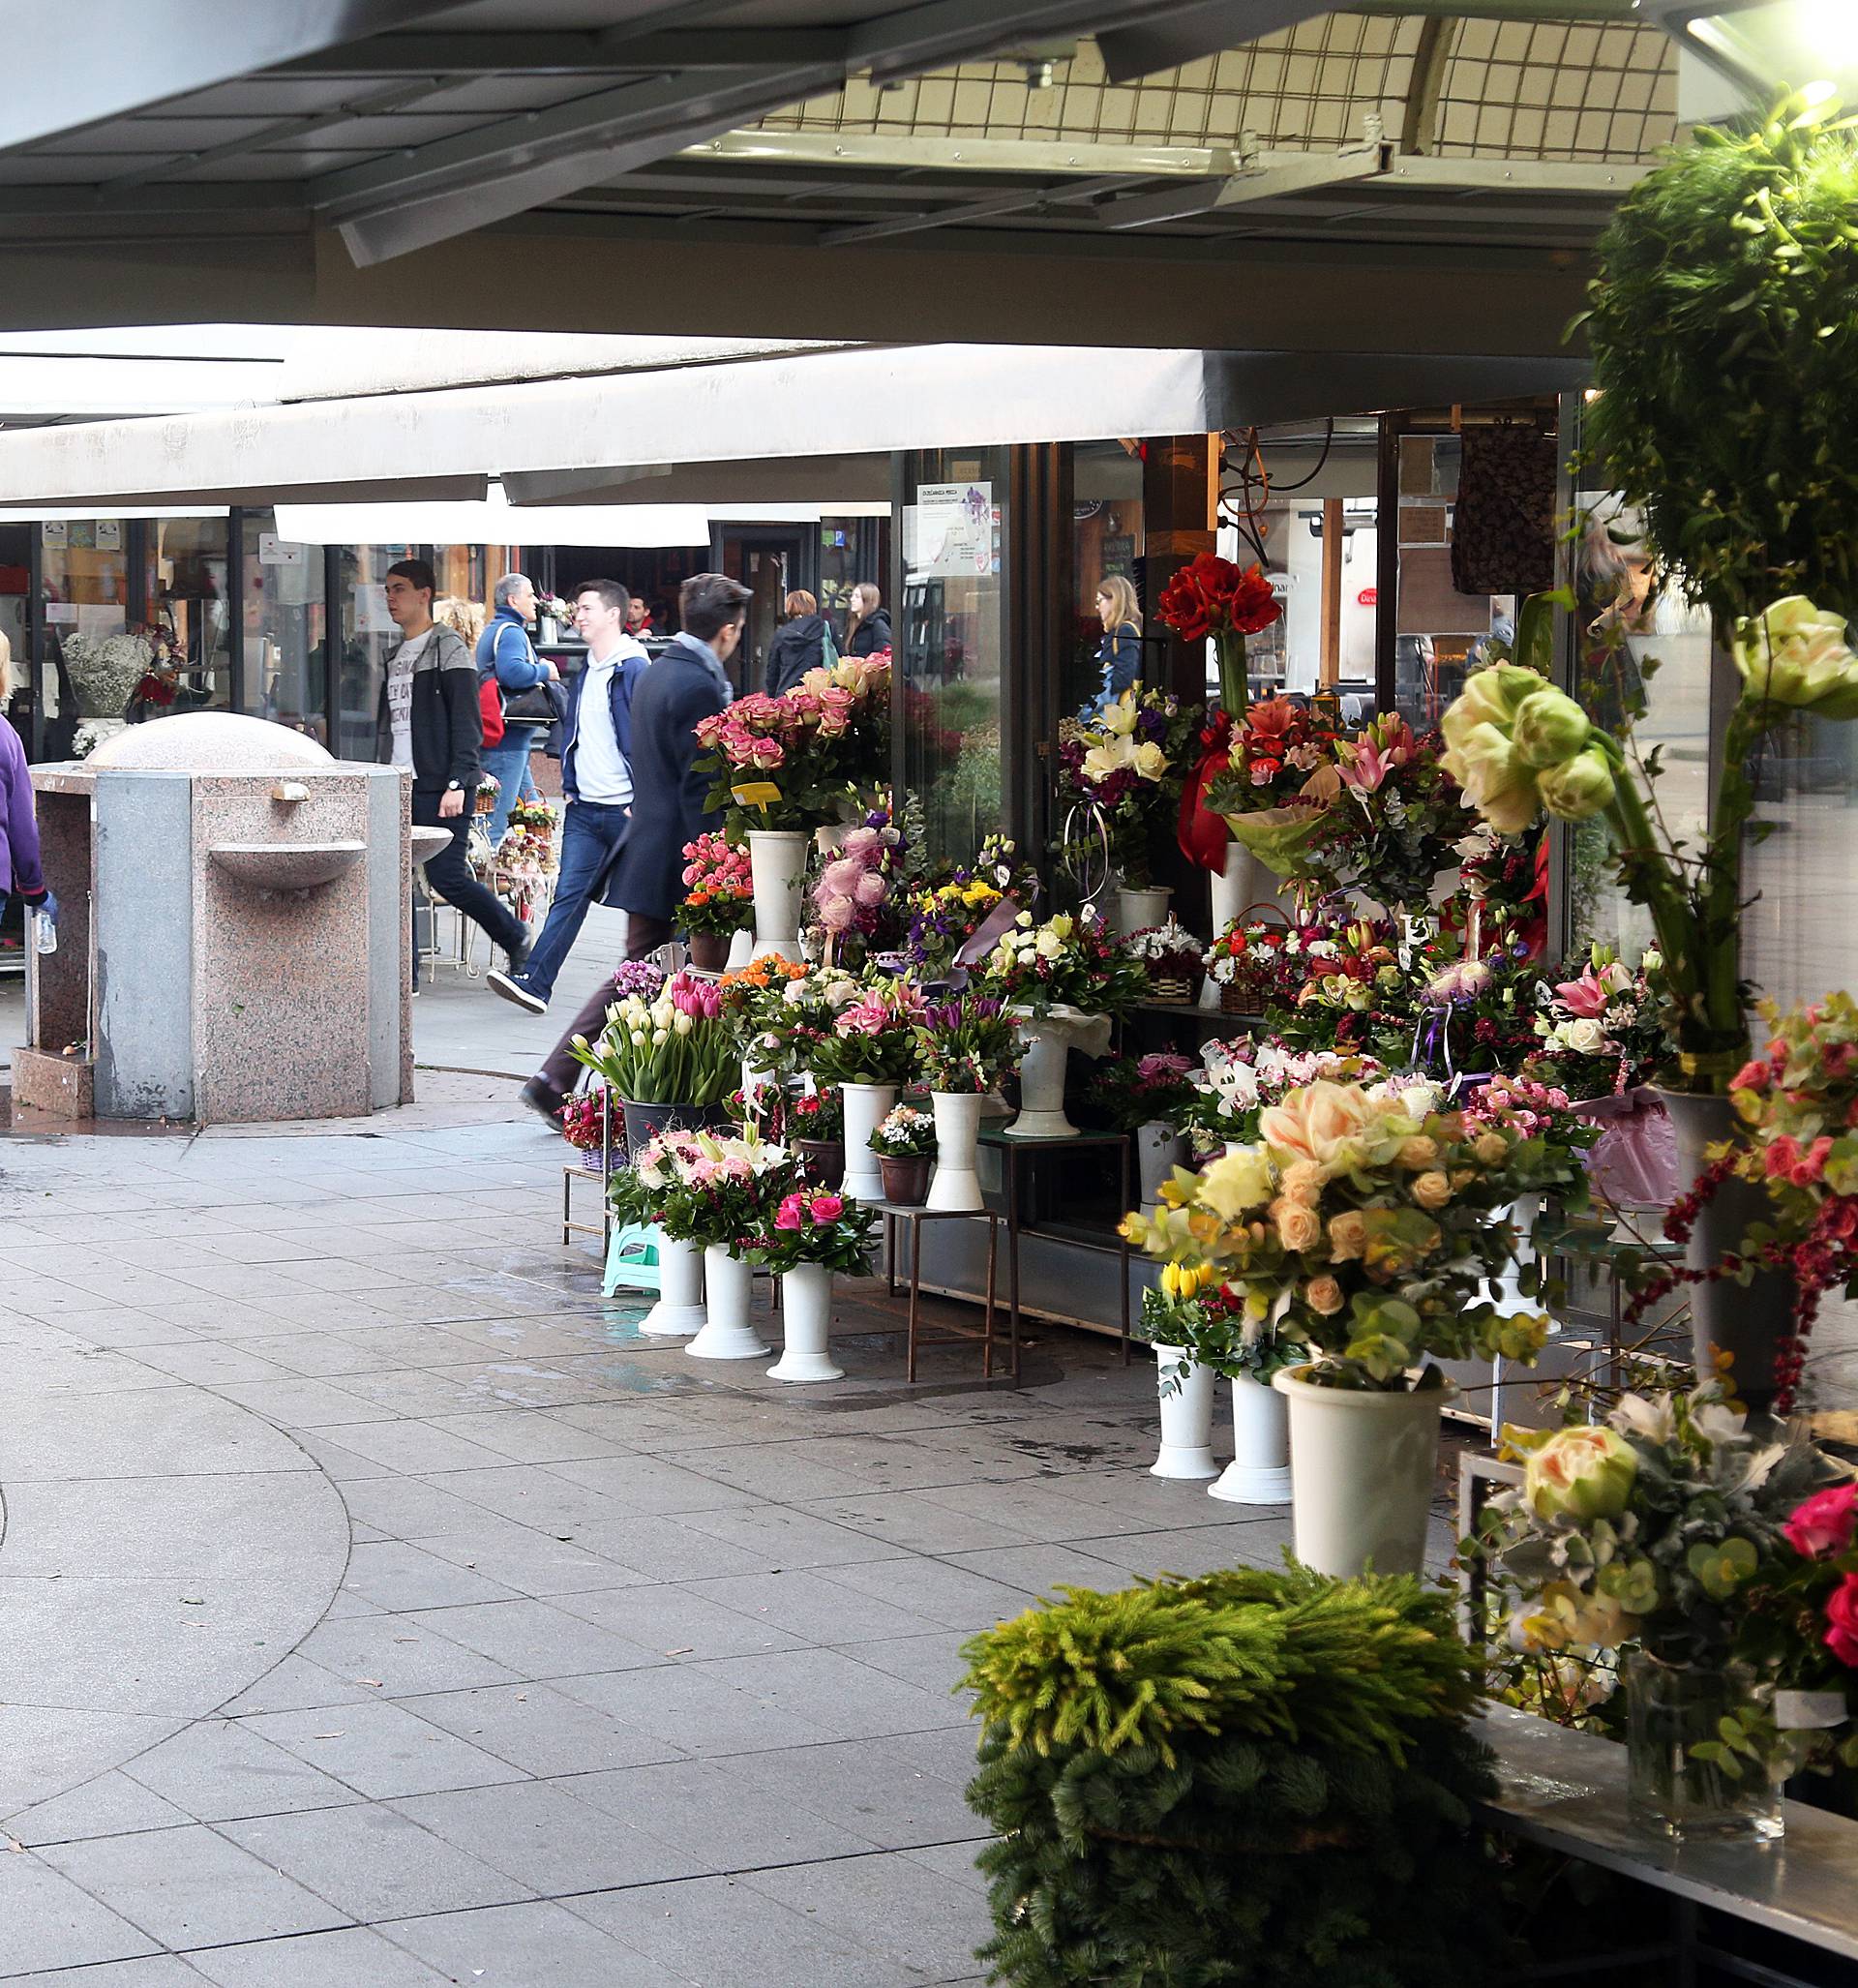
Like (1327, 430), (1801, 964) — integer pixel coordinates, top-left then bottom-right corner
(548, 92), (1858, 1976)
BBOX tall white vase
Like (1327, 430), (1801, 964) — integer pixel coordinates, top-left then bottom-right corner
(1135, 1120), (1187, 1215)
(687, 1246), (768, 1360)
(1114, 885), (1172, 936)
(925, 1092), (984, 1211)
(768, 1262), (841, 1382)
(724, 927), (756, 970)
(639, 1233), (706, 1338)
(1150, 1345), (1218, 1480)
(1487, 1193), (1543, 1316)
(746, 828), (808, 963)
(839, 1080), (897, 1203)
(1208, 1374), (1293, 1504)
(1202, 838), (1293, 1010)
(1273, 1366), (1454, 1577)
(1004, 1006), (1108, 1139)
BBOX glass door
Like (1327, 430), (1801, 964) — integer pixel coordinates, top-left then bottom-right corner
(716, 527), (811, 699)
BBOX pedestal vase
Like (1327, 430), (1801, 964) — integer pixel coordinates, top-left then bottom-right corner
(839, 1080), (897, 1203)
(1208, 1374), (1294, 1505)
(687, 1246), (768, 1360)
(639, 1233), (706, 1338)
(1149, 1345), (1217, 1480)
(768, 1261), (842, 1381)
(926, 1093), (984, 1211)
(746, 828), (808, 962)
(1004, 1006), (1108, 1139)
(1135, 1120), (1187, 1215)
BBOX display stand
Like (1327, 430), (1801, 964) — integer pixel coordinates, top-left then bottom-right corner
(879, 1203), (1014, 1382)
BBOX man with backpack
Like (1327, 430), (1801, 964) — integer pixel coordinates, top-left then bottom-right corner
(475, 573), (559, 848)
(487, 578), (647, 1016)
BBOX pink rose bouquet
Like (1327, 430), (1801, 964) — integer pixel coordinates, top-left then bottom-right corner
(747, 1183), (877, 1274)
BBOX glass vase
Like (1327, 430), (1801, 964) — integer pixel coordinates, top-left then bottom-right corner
(1625, 1653), (1783, 1842)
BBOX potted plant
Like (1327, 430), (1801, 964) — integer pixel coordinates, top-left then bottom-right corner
(1127, 1078), (1589, 1576)
(1134, 1262), (1220, 1482)
(868, 1102), (936, 1206)
(974, 906), (1142, 1137)
(631, 1125), (796, 1362)
(901, 834), (1035, 977)
(677, 830), (756, 971)
(784, 1086), (844, 1189)
(803, 977), (929, 1202)
(748, 1184), (877, 1382)
(913, 994), (1022, 1211)
(1054, 685), (1200, 931)
(1090, 1052), (1196, 1215)
(569, 968), (736, 1152)
(1475, 1382), (1834, 1841)
(1121, 915), (1206, 1006)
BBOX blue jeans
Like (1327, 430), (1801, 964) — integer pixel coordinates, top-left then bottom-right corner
(511, 798), (630, 1001)
(480, 725), (541, 847)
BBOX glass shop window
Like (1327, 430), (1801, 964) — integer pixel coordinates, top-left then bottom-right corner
(1071, 441), (1149, 716)
(336, 542), (418, 762)
(39, 519), (129, 755)
(240, 516), (328, 743)
(145, 517), (232, 710)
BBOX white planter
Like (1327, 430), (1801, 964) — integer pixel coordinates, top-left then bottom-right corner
(768, 1262), (842, 1382)
(639, 1233), (706, 1338)
(1488, 1193), (1543, 1316)
(746, 828), (808, 963)
(687, 1246), (768, 1360)
(926, 1091), (985, 1211)
(1203, 839), (1293, 1008)
(1114, 885), (1172, 936)
(724, 926), (756, 971)
(1273, 1365), (1454, 1577)
(1150, 1345), (1218, 1480)
(839, 1080), (897, 1203)
(1135, 1120), (1187, 1215)
(1004, 1006), (1109, 1139)
(1208, 1373), (1293, 1505)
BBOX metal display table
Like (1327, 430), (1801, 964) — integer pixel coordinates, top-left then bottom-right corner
(1476, 1703), (1858, 1980)
(875, 1201), (1013, 1382)
(978, 1126), (1133, 1361)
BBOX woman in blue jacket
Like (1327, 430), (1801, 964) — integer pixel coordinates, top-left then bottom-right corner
(472, 575), (558, 846)
(1087, 575), (1144, 716)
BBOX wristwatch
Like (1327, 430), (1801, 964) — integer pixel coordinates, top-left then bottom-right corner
(446, 779), (464, 792)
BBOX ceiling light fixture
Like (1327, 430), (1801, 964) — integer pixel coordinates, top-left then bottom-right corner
(1656, 1), (1858, 106)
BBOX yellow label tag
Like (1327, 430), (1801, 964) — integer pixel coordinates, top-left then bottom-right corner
(732, 782), (783, 808)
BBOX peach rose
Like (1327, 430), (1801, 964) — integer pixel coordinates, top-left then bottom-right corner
(1398, 1135), (1439, 1170)
(1327, 1210), (1368, 1261)
(1304, 1274), (1345, 1315)
(1259, 1081), (1377, 1175)
(1411, 1171), (1453, 1211)
(1278, 1159), (1326, 1208)
(1274, 1202), (1323, 1252)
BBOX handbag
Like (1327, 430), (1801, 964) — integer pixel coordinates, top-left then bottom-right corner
(819, 619), (839, 669)
(502, 677), (566, 726)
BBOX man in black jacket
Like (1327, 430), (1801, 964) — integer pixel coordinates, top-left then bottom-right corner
(520, 571), (747, 1121)
(376, 558), (529, 981)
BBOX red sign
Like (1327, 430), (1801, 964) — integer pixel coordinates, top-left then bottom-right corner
(1357, 587), (1379, 607)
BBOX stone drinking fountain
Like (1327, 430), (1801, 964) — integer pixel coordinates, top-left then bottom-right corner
(16, 712), (415, 1124)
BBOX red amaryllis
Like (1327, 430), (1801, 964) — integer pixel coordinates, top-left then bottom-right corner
(1156, 553), (1281, 646)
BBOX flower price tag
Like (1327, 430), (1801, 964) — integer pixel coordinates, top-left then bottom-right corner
(731, 781), (783, 811)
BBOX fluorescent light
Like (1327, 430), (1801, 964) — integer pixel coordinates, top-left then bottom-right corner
(1662, 1), (1858, 101)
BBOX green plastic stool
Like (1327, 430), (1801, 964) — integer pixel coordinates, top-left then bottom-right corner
(604, 1221), (666, 1299)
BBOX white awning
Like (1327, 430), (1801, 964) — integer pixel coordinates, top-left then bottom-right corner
(0, 342), (1586, 510)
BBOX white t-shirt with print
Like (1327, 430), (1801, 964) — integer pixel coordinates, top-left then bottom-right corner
(386, 629), (433, 773)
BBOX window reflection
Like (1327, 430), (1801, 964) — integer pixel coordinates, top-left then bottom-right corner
(241, 516), (327, 744)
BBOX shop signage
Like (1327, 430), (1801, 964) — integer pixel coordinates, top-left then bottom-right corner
(1358, 587), (1379, 607)
(258, 534), (307, 567)
(916, 482), (996, 578)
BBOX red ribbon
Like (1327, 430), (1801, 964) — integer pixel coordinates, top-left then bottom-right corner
(1177, 709), (1235, 873)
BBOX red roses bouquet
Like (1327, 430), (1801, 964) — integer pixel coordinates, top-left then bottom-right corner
(1200, 695), (1343, 878)
(747, 1185), (877, 1274)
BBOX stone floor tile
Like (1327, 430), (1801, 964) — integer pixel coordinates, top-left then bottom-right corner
(813, 1555), (1034, 1633)
(389, 1779), (705, 1895)
(1068, 1520), (1293, 1580)
(832, 1628), (974, 1700)
(399, 1598), (665, 1679)
(329, 1471), (510, 1541)
(794, 1489), (1035, 1556)
(743, 1848), (994, 1983)
(5, 1772), (191, 1847)
(939, 1541), (1135, 1596)
(726, 1735), (985, 1852)
(681, 1567), (943, 1645)
(0, 1961), (209, 1987)
(548, 1584), (806, 1663)
(186, 1925), (449, 1987)
(419, 1409), (625, 1464)
(311, 1417), (518, 1476)
(339, 1541), (523, 1612)
(208, 1377), (396, 1430)
(551, 1664), (828, 1760)
(561, 1515), (776, 1586)
(0, 1852), (163, 1976)
(36, 1824), (350, 1948)
(570, 1872), (889, 1987)
(120, 1719), (358, 1822)
(669, 1502), (899, 1571)
(540, 1453), (761, 1517)
(417, 1523), (647, 1598)
(562, 1756), (876, 1870)
(219, 1802), (535, 1919)
(394, 1683), (683, 1780)
(214, 1655), (375, 1719)
(383, 1900), (687, 1988)
(239, 1701), (526, 1801)
(686, 1649), (971, 1745)
(294, 1613), (523, 1698)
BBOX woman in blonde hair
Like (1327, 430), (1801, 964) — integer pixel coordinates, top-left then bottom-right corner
(1088, 574), (1144, 716)
(0, 631), (53, 941)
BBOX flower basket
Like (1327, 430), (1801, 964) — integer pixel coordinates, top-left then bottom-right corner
(577, 1145), (616, 1174)
(1151, 966), (1202, 1006)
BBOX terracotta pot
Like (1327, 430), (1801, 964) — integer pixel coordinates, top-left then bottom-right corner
(793, 1138), (845, 1190)
(878, 1152), (932, 1205)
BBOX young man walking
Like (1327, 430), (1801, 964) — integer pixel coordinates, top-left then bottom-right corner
(519, 571), (747, 1124)
(487, 578), (647, 1015)
(376, 557), (530, 981)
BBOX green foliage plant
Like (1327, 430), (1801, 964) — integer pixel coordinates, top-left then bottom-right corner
(958, 1563), (1508, 1987)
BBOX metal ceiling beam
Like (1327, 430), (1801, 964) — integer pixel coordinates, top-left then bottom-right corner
(1100, 133), (1390, 229)
(1097, 1), (1323, 86)
(274, 29), (851, 75)
(320, 0), (1218, 265)
(0, 0), (461, 153)
(682, 132), (1240, 179)
(819, 171), (1145, 246)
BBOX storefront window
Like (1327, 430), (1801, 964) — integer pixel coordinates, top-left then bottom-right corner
(41, 520), (129, 753)
(1070, 442), (1147, 714)
(241, 516), (327, 743)
(900, 450), (1005, 865)
(336, 542), (416, 761)
(146, 518), (232, 710)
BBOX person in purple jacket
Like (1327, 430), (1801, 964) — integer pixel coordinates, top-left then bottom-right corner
(0, 633), (54, 938)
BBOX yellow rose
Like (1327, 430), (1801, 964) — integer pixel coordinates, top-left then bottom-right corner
(1474, 1131), (1510, 1165)
(1274, 1202), (1323, 1251)
(1411, 1171), (1453, 1211)
(1196, 1148), (1275, 1223)
(1304, 1274), (1345, 1316)
(1327, 1210), (1368, 1261)
(1131, 740), (1167, 780)
(1259, 1081), (1377, 1176)
(1397, 1135), (1438, 1170)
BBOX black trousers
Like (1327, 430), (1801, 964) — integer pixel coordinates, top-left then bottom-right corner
(537, 913), (675, 1096)
(413, 792), (525, 967)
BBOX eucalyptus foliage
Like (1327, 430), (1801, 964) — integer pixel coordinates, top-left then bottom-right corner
(959, 1565), (1505, 1986)
(1583, 92), (1858, 624)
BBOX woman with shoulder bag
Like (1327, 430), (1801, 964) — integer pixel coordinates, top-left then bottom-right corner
(764, 588), (835, 695)
(0, 633), (55, 950)
(471, 579), (561, 847)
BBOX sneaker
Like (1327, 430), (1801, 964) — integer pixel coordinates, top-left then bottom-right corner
(488, 968), (548, 1015)
(520, 1077), (566, 1130)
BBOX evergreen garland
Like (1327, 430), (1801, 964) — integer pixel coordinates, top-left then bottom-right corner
(959, 1564), (1508, 1987)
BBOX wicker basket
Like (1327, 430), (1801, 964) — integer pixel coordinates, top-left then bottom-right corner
(1152, 973), (1202, 1006)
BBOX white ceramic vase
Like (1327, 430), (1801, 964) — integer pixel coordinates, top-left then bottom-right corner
(724, 926), (756, 971)
(926, 1091), (985, 1211)
(687, 1245), (768, 1360)
(839, 1080), (897, 1203)
(1273, 1366), (1454, 1577)
(638, 1233), (706, 1338)
(746, 828), (808, 962)
(768, 1261), (841, 1382)
(1135, 1120), (1187, 1215)
(1208, 1374), (1293, 1505)
(1488, 1193), (1543, 1318)
(1150, 1345), (1218, 1480)
(1004, 1006), (1103, 1139)
(1114, 885), (1172, 936)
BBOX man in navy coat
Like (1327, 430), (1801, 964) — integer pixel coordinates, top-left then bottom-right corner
(520, 572), (748, 1122)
